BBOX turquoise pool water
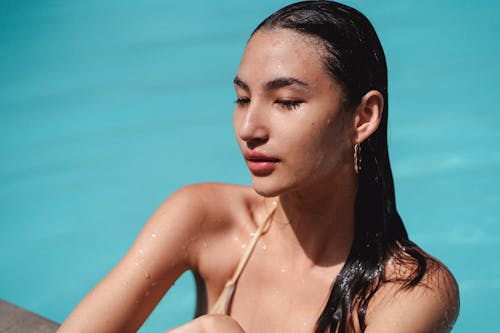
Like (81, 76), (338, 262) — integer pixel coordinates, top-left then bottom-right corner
(1, 1), (499, 332)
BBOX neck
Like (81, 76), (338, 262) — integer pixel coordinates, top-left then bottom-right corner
(274, 168), (357, 267)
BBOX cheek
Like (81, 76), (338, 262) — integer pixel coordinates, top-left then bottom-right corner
(303, 118), (351, 167)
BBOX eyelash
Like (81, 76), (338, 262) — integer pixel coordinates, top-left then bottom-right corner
(235, 97), (250, 106)
(276, 99), (302, 110)
(234, 98), (302, 111)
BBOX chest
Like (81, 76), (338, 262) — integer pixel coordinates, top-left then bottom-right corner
(231, 275), (328, 332)
(208, 246), (341, 333)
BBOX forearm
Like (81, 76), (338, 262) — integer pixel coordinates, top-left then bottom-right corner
(58, 258), (178, 333)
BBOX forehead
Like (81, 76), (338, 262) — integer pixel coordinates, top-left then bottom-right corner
(237, 28), (332, 88)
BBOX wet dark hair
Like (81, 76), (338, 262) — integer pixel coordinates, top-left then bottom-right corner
(253, 1), (428, 332)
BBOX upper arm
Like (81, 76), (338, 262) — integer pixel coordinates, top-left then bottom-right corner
(365, 263), (460, 333)
(58, 184), (214, 333)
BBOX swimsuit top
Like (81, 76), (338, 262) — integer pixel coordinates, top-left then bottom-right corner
(209, 203), (277, 315)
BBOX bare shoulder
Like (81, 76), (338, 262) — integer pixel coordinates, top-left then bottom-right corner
(164, 182), (262, 261)
(167, 182), (258, 225)
(108, 182), (257, 275)
(365, 253), (460, 333)
(177, 183), (277, 282)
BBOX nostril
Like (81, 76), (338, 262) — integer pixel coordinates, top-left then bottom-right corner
(245, 137), (268, 149)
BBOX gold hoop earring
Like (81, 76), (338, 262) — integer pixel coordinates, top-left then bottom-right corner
(354, 143), (362, 174)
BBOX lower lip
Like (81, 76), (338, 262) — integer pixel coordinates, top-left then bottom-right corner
(246, 160), (278, 176)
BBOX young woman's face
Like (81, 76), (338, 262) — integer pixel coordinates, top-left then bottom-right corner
(233, 29), (355, 197)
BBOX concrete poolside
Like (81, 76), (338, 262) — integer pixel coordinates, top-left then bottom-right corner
(0, 299), (59, 333)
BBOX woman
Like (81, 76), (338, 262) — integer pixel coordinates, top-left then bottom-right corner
(58, 1), (459, 332)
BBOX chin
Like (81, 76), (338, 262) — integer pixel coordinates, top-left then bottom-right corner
(251, 177), (291, 198)
(253, 188), (280, 198)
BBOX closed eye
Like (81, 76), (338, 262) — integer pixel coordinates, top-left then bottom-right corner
(235, 97), (250, 107)
(276, 99), (302, 111)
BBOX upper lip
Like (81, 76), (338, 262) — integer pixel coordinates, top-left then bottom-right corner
(244, 151), (280, 162)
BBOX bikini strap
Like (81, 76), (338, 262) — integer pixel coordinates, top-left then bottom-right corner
(209, 203), (277, 315)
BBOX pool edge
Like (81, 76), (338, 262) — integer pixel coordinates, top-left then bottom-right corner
(0, 299), (59, 333)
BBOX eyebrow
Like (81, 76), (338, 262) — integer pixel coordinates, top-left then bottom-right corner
(233, 75), (309, 92)
(233, 76), (249, 91)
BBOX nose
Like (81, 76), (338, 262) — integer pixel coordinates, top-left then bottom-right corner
(236, 102), (269, 147)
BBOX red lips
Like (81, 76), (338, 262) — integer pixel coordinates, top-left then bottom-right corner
(244, 151), (280, 176)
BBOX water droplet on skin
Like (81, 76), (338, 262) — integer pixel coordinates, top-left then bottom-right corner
(280, 268), (287, 273)
(241, 244), (247, 249)
(272, 200), (278, 206)
(262, 244), (267, 250)
(138, 249), (144, 256)
(144, 270), (150, 279)
(151, 233), (157, 238)
(250, 232), (256, 237)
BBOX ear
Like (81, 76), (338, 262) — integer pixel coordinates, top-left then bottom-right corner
(353, 90), (383, 144)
